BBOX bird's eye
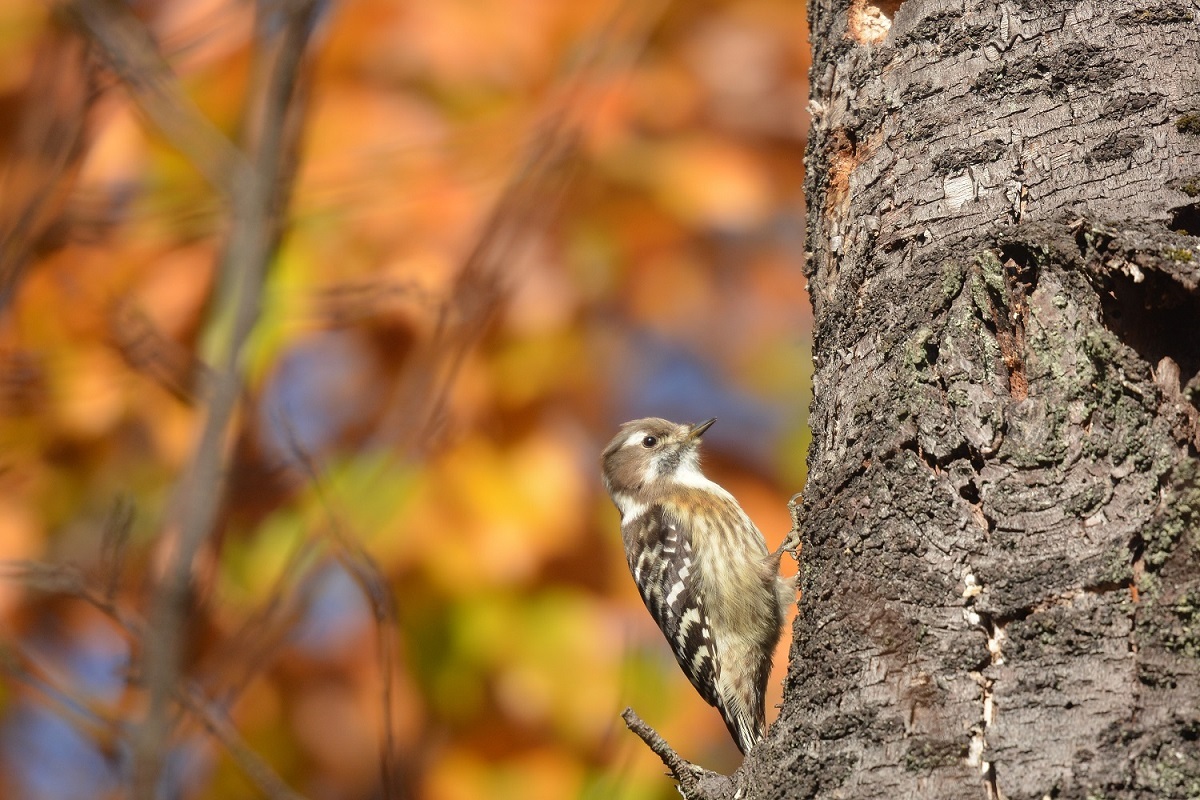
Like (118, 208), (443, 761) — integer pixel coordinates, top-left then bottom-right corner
(641, 435), (658, 448)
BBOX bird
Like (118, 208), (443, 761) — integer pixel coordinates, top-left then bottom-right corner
(601, 416), (796, 754)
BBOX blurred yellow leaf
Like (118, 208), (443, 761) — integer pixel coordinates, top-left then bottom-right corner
(652, 136), (773, 229)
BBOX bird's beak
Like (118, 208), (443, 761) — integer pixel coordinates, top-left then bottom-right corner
(689, 418), (717, 440)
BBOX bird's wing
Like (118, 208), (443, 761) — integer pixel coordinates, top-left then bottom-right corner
(628, 507), (720, 708)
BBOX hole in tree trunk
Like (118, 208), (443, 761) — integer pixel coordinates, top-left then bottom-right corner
(1095, 268), (1200, 395)
(1168, 203), (1200, 235)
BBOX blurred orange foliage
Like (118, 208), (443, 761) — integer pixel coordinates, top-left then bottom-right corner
(0, 0), (810, 797)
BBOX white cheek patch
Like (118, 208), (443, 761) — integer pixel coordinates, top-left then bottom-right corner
(622, 430), (648, 449)
(673, 452), (737, 501)
(614, 492), (649, 522)
(673, 451), (707, 486)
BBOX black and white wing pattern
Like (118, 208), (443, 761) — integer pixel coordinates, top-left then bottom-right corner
(625, 506), (720, 708)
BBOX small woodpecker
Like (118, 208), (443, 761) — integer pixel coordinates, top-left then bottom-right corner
(601, 416), (795, 754)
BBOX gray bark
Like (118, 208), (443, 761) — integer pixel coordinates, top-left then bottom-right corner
(742, 1), (1200, 799)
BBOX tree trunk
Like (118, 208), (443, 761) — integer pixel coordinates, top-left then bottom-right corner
(746, 1), (1200, 798)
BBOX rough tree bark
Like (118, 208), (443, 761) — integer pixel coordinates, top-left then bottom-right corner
(738, 1), (1200, 799)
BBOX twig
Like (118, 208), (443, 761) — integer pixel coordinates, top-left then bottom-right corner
(63, 0), (249, 196)
(0, 559), (308, 800)
(0, 26), (93, 310)
(177, 683), (308, 800)
(620, 707), (736, 799)
(378, 0), (670, 454)
(1, 637), (123, 744)
(279, 417), (409, 799)
(124, 1), (322, 795)
(99, 495), (134, 602)
(6, 565), (306, 798)
(201, 537), (322, 706)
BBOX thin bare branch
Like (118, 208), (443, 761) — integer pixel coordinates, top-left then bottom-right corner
(100, 495), (135, 602)
(381, 0), (670, 453)
(0, 27), (93, 309)
(128, 0), (322, 795)
(1, 639), (125, 750)
(278, 418), (409, 800)
(1, 559), (309, 800)
(200, 537), (323, 707)
(62, 0), (249, 196)
(621, 707), (735, 799)
(177, 683), (309, 800)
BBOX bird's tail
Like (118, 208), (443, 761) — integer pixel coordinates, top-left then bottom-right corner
(719, 679), (767, 754)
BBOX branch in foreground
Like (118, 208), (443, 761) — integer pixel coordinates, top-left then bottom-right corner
(64, 0), (248, 196)
(621, 707), (735, 800)
(119, 1), (322, 791)
(0, 559), (306, 800)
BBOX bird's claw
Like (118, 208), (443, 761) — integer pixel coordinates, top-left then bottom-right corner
(778, 492), (803, 559)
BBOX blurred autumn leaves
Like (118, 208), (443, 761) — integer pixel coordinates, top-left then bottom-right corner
(0, 1), (811, 798)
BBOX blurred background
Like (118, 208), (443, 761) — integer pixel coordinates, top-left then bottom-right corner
(0, 0), (812, 798)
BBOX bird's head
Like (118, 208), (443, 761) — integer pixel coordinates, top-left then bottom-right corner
(601, 417), (716, 504)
